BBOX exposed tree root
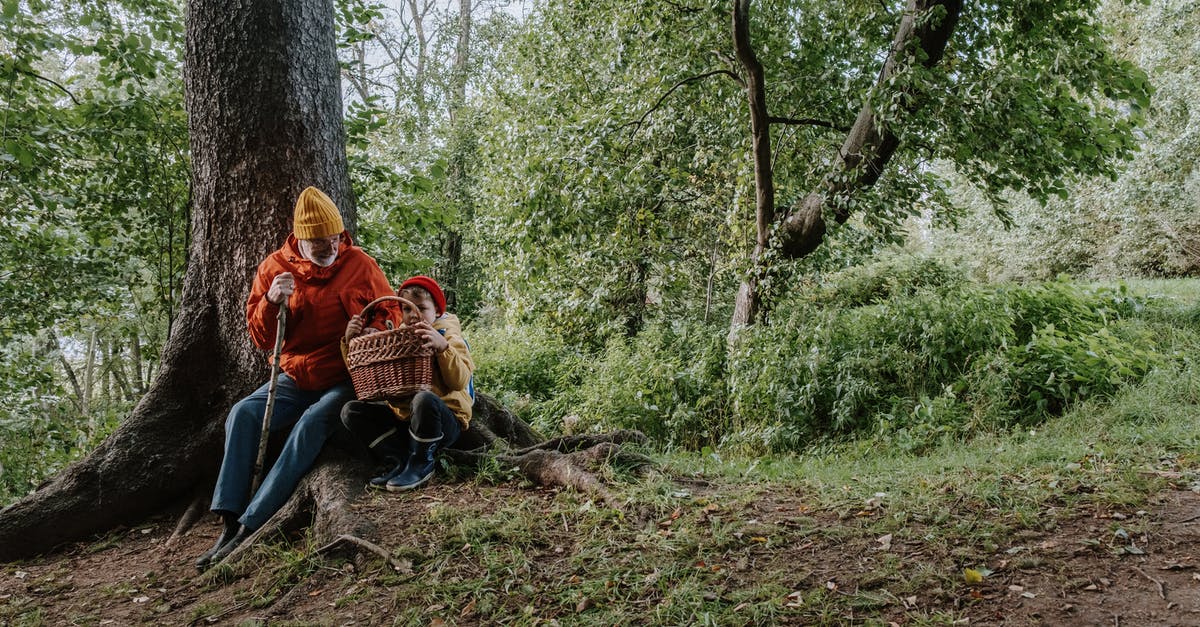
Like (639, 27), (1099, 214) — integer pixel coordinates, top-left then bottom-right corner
(212, 447), (375, 570)
(444, 411), (654, 508)
(167, 490), (211, 548)
(316, 534), (412, 574)
(201, 398), (652, 577)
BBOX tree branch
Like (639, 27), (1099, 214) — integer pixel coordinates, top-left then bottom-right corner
(768, 116), (846, 131)
(729, 0), (776, 327)
(620, 70), (744, 135)
(14, 67), (80, 105)
(776, 0), (963, 260)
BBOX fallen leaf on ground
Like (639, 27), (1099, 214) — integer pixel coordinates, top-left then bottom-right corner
(964, 568), (986, 584)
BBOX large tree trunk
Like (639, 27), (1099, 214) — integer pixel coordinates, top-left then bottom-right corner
(0, 0), (351, 562)
(729, 0), (963, 329)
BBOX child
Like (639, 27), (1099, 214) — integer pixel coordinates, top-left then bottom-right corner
(340, 276), (475, 491)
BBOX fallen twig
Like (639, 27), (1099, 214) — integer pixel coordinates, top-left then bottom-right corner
(188, 601), (247, 625)
(1133, 566), (1166, 600)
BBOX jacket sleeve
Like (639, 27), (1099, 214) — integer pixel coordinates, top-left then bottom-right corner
(344, 252), (401, 330)
(246, 261), (282, 351)
(434, 315), (475, 392)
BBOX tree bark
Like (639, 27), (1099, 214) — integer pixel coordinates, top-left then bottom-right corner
(729, 0), (774, 329)
(0, 0), (352, 562)
(438, 0), (474, 311)
(728, 0), (963, 329)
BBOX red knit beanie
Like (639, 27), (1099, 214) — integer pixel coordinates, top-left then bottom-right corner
(399, 275), (446, 316)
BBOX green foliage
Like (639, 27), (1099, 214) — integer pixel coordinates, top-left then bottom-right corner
(0, 334), (127, 503)
(922, 0), (1200, 281)
(469, 322), (584, 409)
(465, 0), (1153, 339)
(800, 252), (968, 309)
(566, 321), (728, 448)
(471, 319), (728, 448)
(0, 0), (186, 504)
(727, 258), (1163, 452)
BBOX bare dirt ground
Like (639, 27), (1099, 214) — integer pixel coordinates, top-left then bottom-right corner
(4, 480), (1200, 625)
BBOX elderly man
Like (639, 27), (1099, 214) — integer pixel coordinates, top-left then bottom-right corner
(195, 186), (396, 570)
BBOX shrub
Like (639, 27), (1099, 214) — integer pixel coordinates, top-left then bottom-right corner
(802, 253), (968, 309)
(470, 318), (728, 447)
(568, 320), (728, 448)
(467, 322), (584, 419)
(727, 267), (1162, 452)
(1005, 322), (1162, 416)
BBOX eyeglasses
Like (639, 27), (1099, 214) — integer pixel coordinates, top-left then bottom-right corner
(303, 234), (342, 246)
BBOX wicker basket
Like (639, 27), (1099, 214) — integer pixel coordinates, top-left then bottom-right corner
(346, 296), (435, 401)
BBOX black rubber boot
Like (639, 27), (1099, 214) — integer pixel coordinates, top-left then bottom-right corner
(195, 514), (240, 572)
(368, 459), (407, 489)
(207, 525), (252, 566)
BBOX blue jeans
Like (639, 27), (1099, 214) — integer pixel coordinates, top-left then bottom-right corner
(211, 373), (354, 530)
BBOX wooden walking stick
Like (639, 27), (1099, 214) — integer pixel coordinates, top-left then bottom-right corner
(251, 303), (288, 495)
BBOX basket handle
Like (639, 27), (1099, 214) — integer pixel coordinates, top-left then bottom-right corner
(354, 295), (420, 337)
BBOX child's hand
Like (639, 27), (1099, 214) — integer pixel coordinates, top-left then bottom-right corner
(409, 320), (449, 353)
(345, 315), (364, 343)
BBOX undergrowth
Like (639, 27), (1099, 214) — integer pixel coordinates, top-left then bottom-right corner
(471, 256), (1187, 455)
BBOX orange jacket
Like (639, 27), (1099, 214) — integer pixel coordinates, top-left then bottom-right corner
(247, 233), (398, 391)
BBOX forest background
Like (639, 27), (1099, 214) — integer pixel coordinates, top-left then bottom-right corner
(0, 0), (1197, 505)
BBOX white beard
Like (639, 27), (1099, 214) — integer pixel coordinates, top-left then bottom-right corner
(310, 254), (337, 267)
(299, 240), (338, 267)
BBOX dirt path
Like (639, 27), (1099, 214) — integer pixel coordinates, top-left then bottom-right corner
(4, 484), (1200, 625)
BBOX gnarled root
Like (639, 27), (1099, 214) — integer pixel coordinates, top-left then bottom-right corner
(208, 447), (375, 571)
(447, 428), (654, 508)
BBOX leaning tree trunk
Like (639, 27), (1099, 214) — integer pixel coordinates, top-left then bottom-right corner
(0, 0), (352, 562)
(729, 0), (963, 329)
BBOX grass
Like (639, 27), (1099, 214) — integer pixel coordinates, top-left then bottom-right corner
(341, 348), (1200, 624)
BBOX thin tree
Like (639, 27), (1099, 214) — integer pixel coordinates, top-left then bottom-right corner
(729, 0), (962, 329)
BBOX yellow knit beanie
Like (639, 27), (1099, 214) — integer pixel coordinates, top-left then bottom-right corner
(292, 186), (345, 239)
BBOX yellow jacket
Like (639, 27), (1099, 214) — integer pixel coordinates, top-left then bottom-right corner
(391, 313), (474, 428)
(344, 313), (475, 428)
